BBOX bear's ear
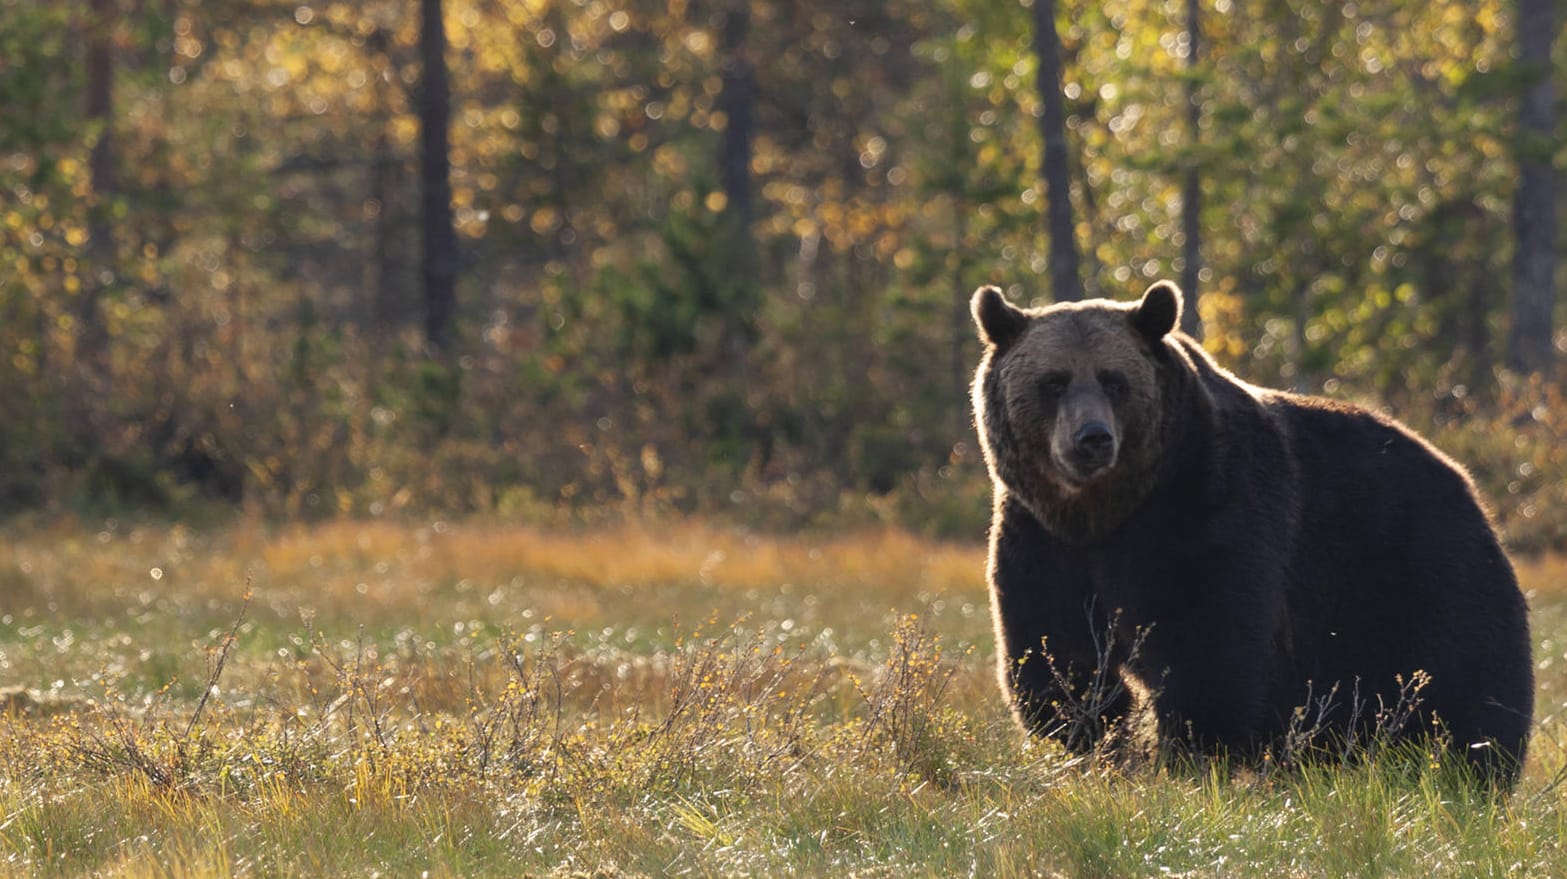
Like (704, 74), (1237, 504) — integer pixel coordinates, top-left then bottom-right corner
(1129, 280), (1182, 344)
(972, 285), (1028, 349)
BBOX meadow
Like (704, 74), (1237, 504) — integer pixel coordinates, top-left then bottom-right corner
(2, 517), (1567, 877)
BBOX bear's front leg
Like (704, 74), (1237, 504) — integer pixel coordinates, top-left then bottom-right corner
(1103, 487), (1294, 761)
(1145, 653), (1267, 759)
(1003, 632), (1135, 754)
(989, 496), (1134, 753)
(1132, 573), (1281, 760)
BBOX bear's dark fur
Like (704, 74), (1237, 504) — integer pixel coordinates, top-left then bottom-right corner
(971, 281), (1534, 784)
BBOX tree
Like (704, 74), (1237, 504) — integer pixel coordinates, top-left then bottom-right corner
(82, 0), (116, 363)
(716, 0), (757, 372)
(419, 0), (457, 356)
(1178, 0), (1202, 338)
(1032, 0), (1081, 302)
(1506, 0), (1557, 374)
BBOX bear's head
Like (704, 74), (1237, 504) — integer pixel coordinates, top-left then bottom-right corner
(971, 281), (1184, 539)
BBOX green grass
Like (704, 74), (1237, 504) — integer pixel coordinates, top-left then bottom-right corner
(2, 517), (1566, 877)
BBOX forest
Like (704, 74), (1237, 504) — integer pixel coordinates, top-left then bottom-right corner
(1, 0), (1563, 547)
(5, 3), (1567, 874)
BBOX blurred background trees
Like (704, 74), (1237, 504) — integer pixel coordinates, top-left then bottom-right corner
(0, 0), (1563, 546)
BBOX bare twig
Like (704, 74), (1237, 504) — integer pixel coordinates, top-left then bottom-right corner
(183, 585), (252, 741)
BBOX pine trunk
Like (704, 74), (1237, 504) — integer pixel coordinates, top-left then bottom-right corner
(1032, 0), (1082, 302)
(419, 0), (458, 356)
(1506, 0), (1557, 374)
(1179, 0), (1203, 338)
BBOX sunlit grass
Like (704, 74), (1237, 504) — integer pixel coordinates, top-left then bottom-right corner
(2, 517), (1567, 876)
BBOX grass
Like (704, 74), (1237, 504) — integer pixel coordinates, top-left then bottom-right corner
(1, 517), (1567, 876)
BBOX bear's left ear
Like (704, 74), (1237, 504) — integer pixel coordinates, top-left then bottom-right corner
(1129, 280), (1182, 344)
(972, 285), (1028, 350)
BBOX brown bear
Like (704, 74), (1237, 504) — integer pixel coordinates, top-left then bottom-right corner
(971, 280), (1534, 784)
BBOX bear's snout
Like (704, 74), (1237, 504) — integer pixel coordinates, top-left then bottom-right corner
(1074, 422), (1114, 455)
(1068, 421), (1117, 475)
(1053, 418), (1118, 484)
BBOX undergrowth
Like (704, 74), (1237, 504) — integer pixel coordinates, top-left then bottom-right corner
(1, 520), (1566, 876)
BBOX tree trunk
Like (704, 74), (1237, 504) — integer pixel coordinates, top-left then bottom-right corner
(1178, 0), (1203, 338)
(419, 0), (457, 357)
(718, 3), (754, 259)
(83, 0), (116, 361)
(716, 0), (756, 367)
(1032, 0), (1082, 302)
(1505, 0), (1557, 374)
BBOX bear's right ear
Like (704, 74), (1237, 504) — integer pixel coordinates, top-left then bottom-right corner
(972, 285), (1028, 349)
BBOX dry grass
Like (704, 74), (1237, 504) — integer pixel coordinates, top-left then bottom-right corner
(0, 516), (985, 634)
(2, 517), (1567, 877)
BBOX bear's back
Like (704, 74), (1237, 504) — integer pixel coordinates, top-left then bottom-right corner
(1259, 391), (1527, 717)
(1265, 392), (1486, 548)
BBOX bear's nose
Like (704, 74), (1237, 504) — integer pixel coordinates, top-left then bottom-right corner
(1074, 422), (1114, 455)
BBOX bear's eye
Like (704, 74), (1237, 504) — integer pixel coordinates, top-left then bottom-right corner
(1038, 373), (1070, 400)
(1098, 371), (1130, 401)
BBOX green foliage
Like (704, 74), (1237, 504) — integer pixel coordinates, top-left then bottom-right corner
(0, 3), (77, 152)
(0, 0), (1561, 542)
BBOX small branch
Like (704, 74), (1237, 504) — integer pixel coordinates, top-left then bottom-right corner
(183, 584), (252, 741)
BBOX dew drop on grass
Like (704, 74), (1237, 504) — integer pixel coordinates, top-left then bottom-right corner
(150, 568), (163, 581)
